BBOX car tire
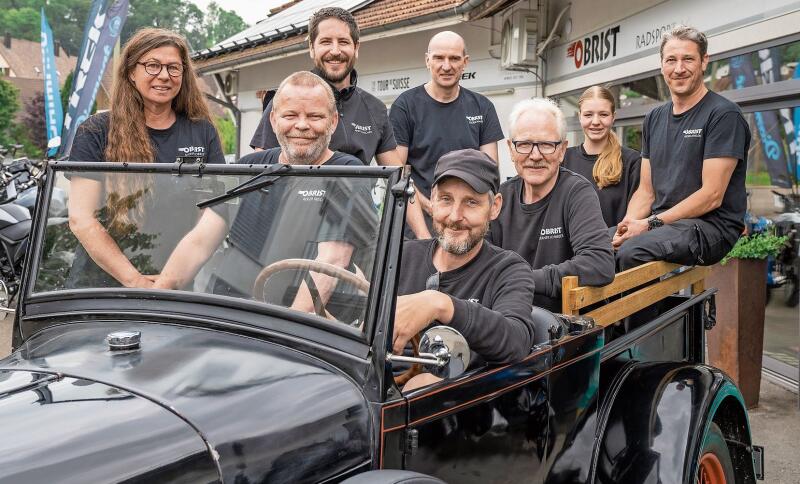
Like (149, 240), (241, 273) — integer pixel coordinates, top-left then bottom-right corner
(340, 470), (446, 484)
(696, 422), (735, 484)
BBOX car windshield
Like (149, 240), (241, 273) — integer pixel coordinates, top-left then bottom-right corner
(33, 165), (389, 331)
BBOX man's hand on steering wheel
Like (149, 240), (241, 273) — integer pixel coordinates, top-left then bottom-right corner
(392, 291), (454, 354)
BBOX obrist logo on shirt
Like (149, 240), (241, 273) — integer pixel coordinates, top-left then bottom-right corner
(297, 189), (326, 202)
(540, 226), (564, 240)
(682, 128), (703, 138)
(466, 115), (484, 125)
(352, 122), (372, 135)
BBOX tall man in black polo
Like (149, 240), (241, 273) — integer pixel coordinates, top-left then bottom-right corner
(488, 98), (615, 313)
(613, 26), (750, 269)
(248, 7), (430, 239)
(394, 149), (536, 390)
(390, 31), (504, 237)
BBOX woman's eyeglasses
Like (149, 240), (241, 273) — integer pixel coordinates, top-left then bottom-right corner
(138, 61), (184, 78)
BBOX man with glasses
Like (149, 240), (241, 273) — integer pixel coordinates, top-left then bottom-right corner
(488, 98), (614, 312)
(390, 31), (504, 238)
(393, 149), (536, 390)
(612, 26), (749, 270)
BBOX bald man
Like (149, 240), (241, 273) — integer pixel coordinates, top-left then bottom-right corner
(390, 31), (504, 237)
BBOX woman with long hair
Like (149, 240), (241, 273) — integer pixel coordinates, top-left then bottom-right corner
(563, 86), (641, 228)
(67, 28), (224, 288)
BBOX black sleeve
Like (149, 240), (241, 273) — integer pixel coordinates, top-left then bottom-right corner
(448, 255), (535, 364)
(376, 104), (398, 155)
(626, 150), (642, 203)
(532, 182), (615, 296)
(479, 98), (505, 145)
(67, 115), (107, 181)
(389, 95), (412, 147)
(640, 110), (653, 159)
(249, 101), (279, 150)
(317, 179), (378, 248)
(704, 111), (750, 161)
(205, 121), (225, 164)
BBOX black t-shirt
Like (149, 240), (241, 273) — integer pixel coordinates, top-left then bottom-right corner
(562, 144), (641, 227)
(389, 85), (504, 198)
(397, 239), (536, 364)
(66, 112), (225, 288)
(642, 91), (750, 241)
(488, 168), (615, 312)
(210, 148), (378, 301)
(249, 70), (397, 165)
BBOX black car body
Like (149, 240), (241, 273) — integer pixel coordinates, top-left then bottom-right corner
(0, 162), (760, 483)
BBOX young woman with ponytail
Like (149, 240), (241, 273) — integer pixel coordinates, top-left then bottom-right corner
(67, 28), (224, 288)
(563, 86), (641, 228)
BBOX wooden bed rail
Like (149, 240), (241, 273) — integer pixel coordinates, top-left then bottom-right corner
(561, 261), (709, 327)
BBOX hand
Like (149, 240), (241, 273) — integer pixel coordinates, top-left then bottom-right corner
(613, 218), (648, 249)
(124, 273), (158, 288)
(393, 291), (444, 354)
(152, 275), (180, 290)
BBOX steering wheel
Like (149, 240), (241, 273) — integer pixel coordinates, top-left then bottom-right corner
(252, 258), (422, 386)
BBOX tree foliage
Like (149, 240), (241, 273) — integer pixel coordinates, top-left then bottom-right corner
(22, 90), (47, 152)
(0, 78), (20, 145)
(215, 115), (236, 155)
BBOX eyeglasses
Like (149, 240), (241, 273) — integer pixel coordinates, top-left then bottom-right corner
(511, 140), (562, 155)
(425, 272), (440, 291)
(137, 61), (184, 77)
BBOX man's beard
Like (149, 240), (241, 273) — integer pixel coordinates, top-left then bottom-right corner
(277, 128), (333, 165)
(433, 220), (489, 255)
(315, 54), (355, 84)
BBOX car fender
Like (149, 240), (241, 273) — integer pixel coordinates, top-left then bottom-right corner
(591, 361), (755, 484)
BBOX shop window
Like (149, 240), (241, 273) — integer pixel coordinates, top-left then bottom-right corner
(742, 107), (800, 188)
(709, 40), (800, 93)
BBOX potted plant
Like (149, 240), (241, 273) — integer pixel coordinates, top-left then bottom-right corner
(706, 232), (788, 408)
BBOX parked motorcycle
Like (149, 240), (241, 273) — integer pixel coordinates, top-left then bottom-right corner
(0, 156), (66, 309)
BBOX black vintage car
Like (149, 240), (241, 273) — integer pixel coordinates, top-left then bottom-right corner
(0, 162), (762, 483)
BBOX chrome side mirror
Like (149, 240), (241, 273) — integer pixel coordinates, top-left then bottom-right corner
(387, 326), (471, 379)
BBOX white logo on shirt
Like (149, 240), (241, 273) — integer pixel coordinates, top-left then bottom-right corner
(352, 122), (372, 135)
(177, 146), (206, 155)
(297, 189), (326, 201)
(540, 226), (564, 240)
(468, 298), (480, 303)
(683, 128), (703, 138)
(466, 115), (484, 124)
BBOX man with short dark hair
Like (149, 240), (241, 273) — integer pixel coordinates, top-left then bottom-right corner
(393, 149), (536, 385)
(613, 26), (750, 269)
(390, 31), (504, 237)
(488, 98), (614, 313)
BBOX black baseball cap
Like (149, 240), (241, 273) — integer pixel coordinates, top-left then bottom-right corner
(432, 148), (500, 194)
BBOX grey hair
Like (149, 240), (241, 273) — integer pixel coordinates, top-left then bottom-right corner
(660, 25), (708, 58)
(272, 71), (335, 115)
(509, 98), (566, 140)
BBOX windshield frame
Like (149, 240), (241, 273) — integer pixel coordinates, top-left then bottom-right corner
(19, 161), (403, 351)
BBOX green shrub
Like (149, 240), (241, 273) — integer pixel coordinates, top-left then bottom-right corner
(721, 232), (788, 264)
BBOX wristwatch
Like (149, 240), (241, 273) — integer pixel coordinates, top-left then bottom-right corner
(647, 215), (664, 231)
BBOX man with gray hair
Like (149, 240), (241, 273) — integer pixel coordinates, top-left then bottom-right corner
(487, 98), (614, 312)
(613, 26), (750, 270)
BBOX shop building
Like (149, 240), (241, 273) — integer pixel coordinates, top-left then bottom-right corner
(194, 0), (799, 384)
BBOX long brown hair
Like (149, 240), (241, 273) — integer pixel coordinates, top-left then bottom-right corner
(578, 86), (622, 188)
(105, 28), (214, 231)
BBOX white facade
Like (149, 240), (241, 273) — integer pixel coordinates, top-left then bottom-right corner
(207, 0), (800, 179)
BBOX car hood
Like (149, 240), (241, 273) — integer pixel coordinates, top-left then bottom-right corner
(0, 370), (219, 483)
(0, 321), (371, 483)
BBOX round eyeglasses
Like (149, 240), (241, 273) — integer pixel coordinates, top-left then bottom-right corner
(511, 140), (562, 155)
(137, 61), (184, 77)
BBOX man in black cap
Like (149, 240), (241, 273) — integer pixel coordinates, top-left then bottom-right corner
(392, 149), (536, 390)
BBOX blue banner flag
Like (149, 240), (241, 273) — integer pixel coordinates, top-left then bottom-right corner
(40, 9), (64, 158)
(60, 0), (129, 158)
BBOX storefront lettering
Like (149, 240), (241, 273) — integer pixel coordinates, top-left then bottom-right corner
(567, 25), (620, 69)
(371, 76), (411, 92)
(635, 23), (676, 50)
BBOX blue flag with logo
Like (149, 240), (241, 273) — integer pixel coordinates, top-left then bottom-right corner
(40, 9), (64, 158)
(60, 0), (129, 158)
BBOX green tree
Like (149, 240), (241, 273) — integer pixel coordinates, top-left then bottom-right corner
(214, 116), (236, 155)
(0, 7), (40, 42)
(200, 2), (248, 49)
(0, 79), (20, 145)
